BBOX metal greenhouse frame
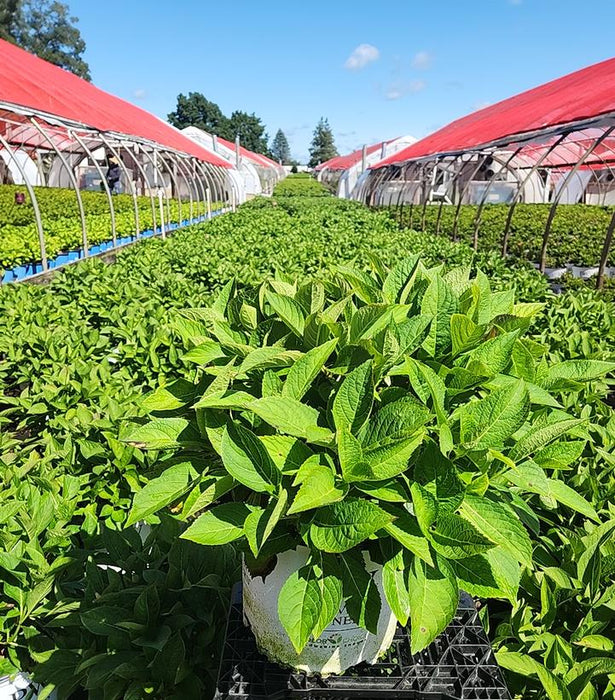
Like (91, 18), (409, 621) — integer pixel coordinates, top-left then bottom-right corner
(354, 57), (615, 289)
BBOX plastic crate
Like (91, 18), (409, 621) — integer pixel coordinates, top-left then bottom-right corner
(215, 584), (511, 700)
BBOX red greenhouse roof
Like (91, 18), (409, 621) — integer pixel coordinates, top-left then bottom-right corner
(0, 39), (230, 167)
(322, 142), (388, 172)
(376, 56), (615, 167)
(217, 136), (281, 170)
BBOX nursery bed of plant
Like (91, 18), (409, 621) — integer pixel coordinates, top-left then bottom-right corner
(0, 175), (614, 699)
(394, 203), (615, 269)
(0, 184), (210, 273)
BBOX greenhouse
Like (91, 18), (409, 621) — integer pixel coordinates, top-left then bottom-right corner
(182, 126), (285, 200)
(353, 56), (615, 287)
(0, 38), (234, 282)
(315, 135), (415, 198)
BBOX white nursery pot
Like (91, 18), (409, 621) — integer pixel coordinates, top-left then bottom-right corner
(0, 672), (55, 700)
(242, 547), (397, 676)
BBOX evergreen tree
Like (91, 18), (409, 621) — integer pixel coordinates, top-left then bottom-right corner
(270, 129), (291, 164)
(168, 92), (231, 139)
(1, 0), (91, 80)
(308, 118), (338, 168)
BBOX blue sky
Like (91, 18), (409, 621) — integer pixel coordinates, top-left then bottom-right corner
(68, 0), (615, 163)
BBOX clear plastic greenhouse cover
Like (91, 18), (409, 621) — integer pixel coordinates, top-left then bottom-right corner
(375, 55), (615, 166)
(0, 38), (231, 167)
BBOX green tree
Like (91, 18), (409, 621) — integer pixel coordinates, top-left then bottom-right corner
(167, 92), (231, 138)
(228, 111), (269, 156)
(1, 0), (91, 80)
(270, 128), (291, 164)
(308, 117), (338, 168)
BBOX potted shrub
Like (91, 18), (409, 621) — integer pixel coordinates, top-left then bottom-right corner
(126, 256), (612, 675)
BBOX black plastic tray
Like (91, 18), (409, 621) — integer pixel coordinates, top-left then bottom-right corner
(214, 584), (511, 699)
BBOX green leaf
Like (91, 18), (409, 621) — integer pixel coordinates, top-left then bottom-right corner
(309, 498), (393, 553)
(534, 440), (586, 470)
(465, 330), (519, 377)
(142, 379), (198, 411)
(125, 418), (202, 450)
(182, 341), (225, 365)
(382, 255), (420, 303)
(338, 550), (380, 634)
(126, 461), (195, 526)
(459, 494), (533, 567)
(450, 314), (485, 356)
(383, 556), (410, 626)
(407, 556), (458, 653)
(221, 422), (279, 493)
(287, 464), (347, 515)
(244, 489), (288, 556)
(496, 652), (572, 700)
(266, 290), (305, 337)
(332, 359), (374, 435)
(311, 553), (343, 639)
(181, 503), (253, 545)
(278, 564), (322, 653)
(449, 554), (510, 600)
(509, 418), (584, 462)
(260, 435), (314, 473)
(237, 347), (301, 375)
(193, 390), (255, 410)
(431, 514), (495, 559)
(338, 429), (373, 482)
(459, 380), (529, 451)
(282, 338), (338, 400)
(383, 506), (433, 565)
(539, 359), (615, 390)
(484, 547), (521, 602)
(183, 474), (234, 519)
(421, 276), (458, 356)
(249, 396), (333, 443)
(413, 442), (464, 515)
(361, 397), (431, 447)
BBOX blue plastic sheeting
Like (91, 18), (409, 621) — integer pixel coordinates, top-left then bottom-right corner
(1, 209), (231, 284)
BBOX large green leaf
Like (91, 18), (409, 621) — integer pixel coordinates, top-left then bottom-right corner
(311, 553), (343, 639)
(278, 564), (322, 653)
(126, 461), (196, 527)
(459, 494), (533, 567)
(421, 276), (458, 356)
(430, 514), (495, 559)
(220, 423), (279, 493)
(464, 330), (519, 377)
(141, 379), (199, 412)
(459, 380), (529, 451)
(338, 550), (380, 634)
(282, 339), (338, 400)
(383, 506), (433, 565)
(539, 359), (615, 390)
(287, 464), (347, 514)
(237, 347), (301, 376)
(509, 418), (584, 462)
(450, 314), (485, 356)
(382, 255), (420, 303)
(332, 360), (374, 435)
(125, 418), (201, 450)
(309, 498), (393, 553)
(265, 290), (305, 337)
(249, 396), (333, 443)
(244, 489), (288, 557)
(407, 556), (458, 653)
(361, 397), (431, 447)
(383, 555), (410, 626)
(181, 503), (253, 545)
(413, 442), (464, 515)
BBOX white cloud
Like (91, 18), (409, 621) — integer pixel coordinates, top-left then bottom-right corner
(411, 51), (432, 69)
(133, 88), (147, 99)
(344, 44), (380, 70)
(385, 80), (426, 100)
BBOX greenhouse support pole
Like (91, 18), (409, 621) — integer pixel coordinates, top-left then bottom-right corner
(451, 151), (496, 243)
(157, 152), (183, 225)
(206, 188), (212, 218)
(202, 161), (226, 212)
(597, 213), (615, 289)
(71, 130), (117, 247)
(472, 147), (524, 251)
(0, 130), (47, 271)
(501, 133), (568, 256)
(158, 190), (166, 239)
(170, 154), (195, 222)
(540, 126), (615, 272)
(99, 134), (140, 238)
(191, 159), (210, 219)
(139, 145), (172, 229)
(121, 142), (158, 235)
(361, 145), (367, 173)
(31, 117), (88, 257)
(235, 135), (241, 169)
